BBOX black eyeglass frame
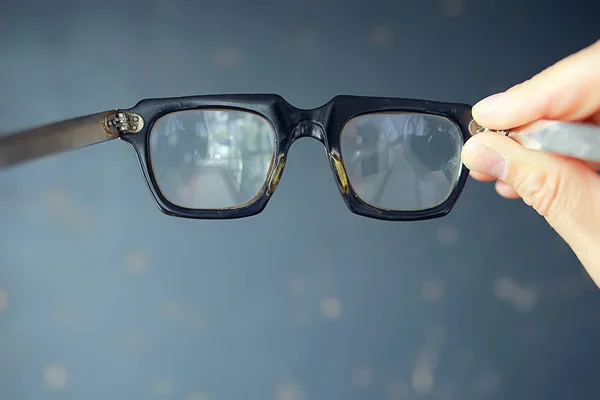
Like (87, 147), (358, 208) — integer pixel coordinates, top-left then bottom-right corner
(0, 94), (478, 221)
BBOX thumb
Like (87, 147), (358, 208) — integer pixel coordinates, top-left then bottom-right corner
(462, 132), (600, 268)
(472, 39), (600, 129)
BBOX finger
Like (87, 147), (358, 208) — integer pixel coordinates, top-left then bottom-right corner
(556, 153), (600, 171)
(469, 171), (497, 181)
(593, 111), (600, 126)
(473, 39), (600, 130)
(495, 180), (520, 199)
(462, 132), (600, 282)
(470, 159), (598, 180)
(584, 112), (600, 126)
(579, 161), (600, 171)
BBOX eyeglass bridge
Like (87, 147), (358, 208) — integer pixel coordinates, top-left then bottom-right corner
(290, 120), (325, 142)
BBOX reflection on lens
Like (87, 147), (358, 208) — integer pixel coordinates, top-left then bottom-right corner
(340, 112), (462, 211)
(149, 109), (276, 209)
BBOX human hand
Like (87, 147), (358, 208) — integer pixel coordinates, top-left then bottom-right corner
(461, 39), (600, 287)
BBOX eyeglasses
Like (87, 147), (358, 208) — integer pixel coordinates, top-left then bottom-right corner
(0, 94), (483, 221)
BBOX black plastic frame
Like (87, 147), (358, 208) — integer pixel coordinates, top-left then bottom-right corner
(119, 94), (474, 221)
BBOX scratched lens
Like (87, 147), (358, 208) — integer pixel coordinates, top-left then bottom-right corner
(149, 109), (276, 209)
(340, 112), (463, 211)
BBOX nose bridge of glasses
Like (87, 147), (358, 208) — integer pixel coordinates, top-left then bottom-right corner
(290, 120), (325, 143)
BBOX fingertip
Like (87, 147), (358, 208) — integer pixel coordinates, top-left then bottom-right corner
(463, 130), (523, 155)
(472, 92), (504, 125)
(495, 180), (520, 199)
(461, 133), (487, 165)
(462, 131), (511, 157)
(469, 171), (497, 182)
(472, 85), (542, 130)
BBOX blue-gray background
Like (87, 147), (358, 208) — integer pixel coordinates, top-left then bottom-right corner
(1, 0), (599, 399)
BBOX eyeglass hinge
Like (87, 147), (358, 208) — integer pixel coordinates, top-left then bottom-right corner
(468, 120), (510, 136)
(104, 111), (145, 136)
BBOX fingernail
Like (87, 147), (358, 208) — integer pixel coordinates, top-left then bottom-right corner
(464, 146), (506, 179)
(474, 92), (505, 113)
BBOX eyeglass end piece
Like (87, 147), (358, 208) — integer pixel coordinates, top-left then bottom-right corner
(103, 111), (145, 136)
(468, 119), (510, 136)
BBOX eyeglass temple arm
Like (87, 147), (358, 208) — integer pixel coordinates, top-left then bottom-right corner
(0, 110), (144, 169)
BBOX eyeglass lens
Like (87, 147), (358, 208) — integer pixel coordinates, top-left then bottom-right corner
(149, 109), (276, 209)
(340, 112), (463, 211)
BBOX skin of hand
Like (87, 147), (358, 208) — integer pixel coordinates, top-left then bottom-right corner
(461, 39), (600, 287)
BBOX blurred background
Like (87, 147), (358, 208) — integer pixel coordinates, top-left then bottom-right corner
(0, 0), (599, 399)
